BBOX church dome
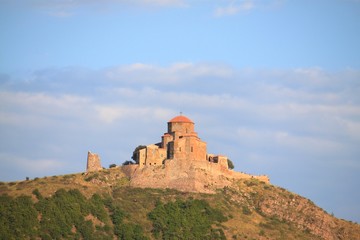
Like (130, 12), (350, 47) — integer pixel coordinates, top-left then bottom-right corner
(169, 115), (193, 123)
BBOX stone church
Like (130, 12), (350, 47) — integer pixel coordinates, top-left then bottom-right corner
(134, 114), (229, 169)
(87, 114), (269, 192)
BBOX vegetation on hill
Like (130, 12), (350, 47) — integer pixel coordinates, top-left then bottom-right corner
(0, 188), (228, 240)
(149, 199), (227, 239)
(0, 168), (359, 240)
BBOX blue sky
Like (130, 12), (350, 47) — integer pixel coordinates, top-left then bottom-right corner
(1, 0), (360, 223)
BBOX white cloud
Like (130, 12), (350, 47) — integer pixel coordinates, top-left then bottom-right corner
(94, 104), (175, 124)
(214, 0), (255, 17)
(106, 62), (234, 83)
(273, 131), (344, 155)
(336, 118), (360, 140)
(255, 103), (360, 120)
(214, 0), (286, 17)
(0, 91), (92, 126)
(0, 153), (64, 174)
(236, 127), (345, 152)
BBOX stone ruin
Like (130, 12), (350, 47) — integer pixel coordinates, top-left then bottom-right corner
(86, 151), (102, 172)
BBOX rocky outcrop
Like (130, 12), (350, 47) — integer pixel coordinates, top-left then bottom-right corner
(257, 188), (359, 240)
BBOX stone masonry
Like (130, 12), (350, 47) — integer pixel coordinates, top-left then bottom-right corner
(134, 114), (226, 168)
(86, 151), (102, 172)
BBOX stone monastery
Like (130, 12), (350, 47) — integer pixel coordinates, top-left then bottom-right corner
(87, 114), (269, 193)
(133, 114), (229, 169)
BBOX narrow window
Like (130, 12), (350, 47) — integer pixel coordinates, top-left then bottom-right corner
(191, 147), (193, 152)
(179, 147), (181, 152)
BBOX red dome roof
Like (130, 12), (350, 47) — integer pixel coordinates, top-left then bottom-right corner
(169, 115), (193, 123)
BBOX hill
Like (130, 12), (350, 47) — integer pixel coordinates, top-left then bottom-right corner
(1, 167), (359, 240)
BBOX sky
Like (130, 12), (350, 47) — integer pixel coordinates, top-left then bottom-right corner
(1, 0), (360, 223)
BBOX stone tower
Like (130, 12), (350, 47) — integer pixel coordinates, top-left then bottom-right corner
(86, 151), (102, 172)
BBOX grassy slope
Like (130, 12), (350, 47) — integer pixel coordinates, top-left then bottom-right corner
(1, 167), (359, 240)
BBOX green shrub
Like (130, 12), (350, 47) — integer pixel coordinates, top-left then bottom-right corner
(122, 160), (135, 166)
(109, 164), (117, 168)
(85, 173), (99, 182)
(242, 206), (252, 215)
(63, 174), (75, 180)
(107, 201), (148, 240)
(0, 194), (39, 239)
(32, 188), (43, 200)
(0, 189), (132, 239)
(148, 199), (226, 240)
(245, 179), (259, 187)
(227, 159), (235, 169)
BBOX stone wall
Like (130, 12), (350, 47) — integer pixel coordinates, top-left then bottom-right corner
(138, 144), (166, 166)
(122, 157), (270, 194)
(172, 134), (207, 161)
(168, 122), (194, 135)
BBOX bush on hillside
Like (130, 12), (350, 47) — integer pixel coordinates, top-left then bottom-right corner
(148, 199), (226, 240)
(227, 159), (235, 169)
(109, 164), (117, 168)
(122, 160), (135, 166)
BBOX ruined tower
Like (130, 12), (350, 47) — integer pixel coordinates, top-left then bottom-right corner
(86, 151), (102, 172)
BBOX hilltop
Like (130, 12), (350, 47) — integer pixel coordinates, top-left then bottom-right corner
(1, 167), (359, 240)
(1, 115), (359, 239)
